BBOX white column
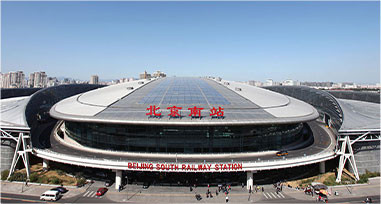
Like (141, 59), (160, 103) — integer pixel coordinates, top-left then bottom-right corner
(42, 159), (49, 169)
(319, 161), (325, 174)
(246, 171), (256, 190)
(115, 170), (122, 190)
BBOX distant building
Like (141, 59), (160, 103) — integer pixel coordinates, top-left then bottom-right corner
(248, 80), (263, 87)
(265, 79), (276, 86)
(140, 71), (151, 79)
(152, 71), (166, 78)
(47, 77), (59, 87)
(301, 82), (333, 88)
(0, 71), (25, 88)
(90, 75), (99, 84)
(28, 71), (47, 88)
(282, 79), (300, 86)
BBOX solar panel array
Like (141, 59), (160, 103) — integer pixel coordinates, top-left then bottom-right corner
(139, 77), (230, 105)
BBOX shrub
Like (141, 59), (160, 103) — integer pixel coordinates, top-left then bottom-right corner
(76, 177), (86, 187)
(323, 175), (337, 186)
(358, 174), (369, 184)
(364, 170), (380, 178)
(37, 176), (49, 183)
(1, 170), (10, 180)
(29, 173), (39, 182)
(8, 172), (26, 182)
(49, 176), (61, 184)
(56, 169), (65, 176)
(75, 172), (84, 179)
(299, 178), (315, 186)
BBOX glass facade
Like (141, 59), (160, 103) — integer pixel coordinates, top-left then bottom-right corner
(65, 121), (308, 153)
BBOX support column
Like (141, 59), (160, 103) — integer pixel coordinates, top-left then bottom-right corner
(246, 170), (256, 190)
(115, 170), (122, 190)
(319, 161), (325, 174)
(42, 159), (49, 169)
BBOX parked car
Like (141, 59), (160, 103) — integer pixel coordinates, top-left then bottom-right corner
(105, 180), (113, 187)
(40, 190), (61, 201)
(96, 187), (108, 196)
(51, 187), (68, 194)
(143, 182), (150, 189)
(276, 150), (288, 156)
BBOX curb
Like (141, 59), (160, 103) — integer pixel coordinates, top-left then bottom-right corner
(1, 180), (79, 189)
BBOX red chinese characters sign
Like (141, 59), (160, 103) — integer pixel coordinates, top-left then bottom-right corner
(167, 106), (182, 117)
(146, 105), (161, 117)
(146, 106), (225, 119)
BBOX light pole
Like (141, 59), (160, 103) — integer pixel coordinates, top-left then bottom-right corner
(126, 176), (129, 200)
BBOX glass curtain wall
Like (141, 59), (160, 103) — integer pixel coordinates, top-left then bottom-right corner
(65, 121), (306, 153)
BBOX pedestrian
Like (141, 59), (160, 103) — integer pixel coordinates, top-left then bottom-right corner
(262, 187), (264, 192)
(208, 183), (210, 188)
(225, 195), (229, 203)
(216, 189), (219, 196)
(118, 185), (121, 192)
(242, 182), (244, 188)
(190, 186), (193, 192)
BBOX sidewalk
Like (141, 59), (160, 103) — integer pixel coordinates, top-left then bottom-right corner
(282, 177), (380, 202)
(105, 184), (256, 203)
(0, 180), (85, 199)
(1, 177), (380, 203)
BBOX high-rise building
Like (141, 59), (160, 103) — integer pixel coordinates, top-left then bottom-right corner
(29, 71), (47, 88)
(28, 73), (35, 88)
(90, 75), (99, 84)
(0, 71), (25, 88)
(0, 73), (10, 88)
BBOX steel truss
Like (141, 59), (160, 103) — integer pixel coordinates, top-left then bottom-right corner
(336, 130), (381, 182)
(0, 128), (32, 180)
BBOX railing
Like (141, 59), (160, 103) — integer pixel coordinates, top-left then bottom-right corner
(33, 146), (335, 171)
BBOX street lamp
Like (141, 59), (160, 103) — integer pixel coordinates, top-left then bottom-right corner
(125, 175), (129, 200)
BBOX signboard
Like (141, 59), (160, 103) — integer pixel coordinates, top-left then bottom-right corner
(126, 162), (242, 172)
(146, 106), (224, 119)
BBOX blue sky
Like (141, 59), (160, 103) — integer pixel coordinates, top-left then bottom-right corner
(2, 1), (380, 83)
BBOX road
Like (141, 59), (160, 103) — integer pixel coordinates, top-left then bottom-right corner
(2, 191), (379, 203)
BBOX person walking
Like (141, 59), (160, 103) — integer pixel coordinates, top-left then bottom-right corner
(262, 187), (264, 192)
(225, 195), (229, 203)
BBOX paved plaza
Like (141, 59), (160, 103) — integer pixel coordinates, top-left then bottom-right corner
(1, 177), (379, 203)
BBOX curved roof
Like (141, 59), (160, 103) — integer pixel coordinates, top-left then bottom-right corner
(50, 77), (319, 125)
(0, 96), (30, 130)
(338, 99), (380, 131)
